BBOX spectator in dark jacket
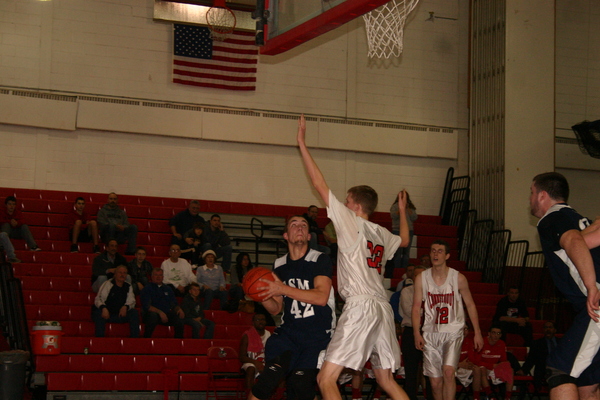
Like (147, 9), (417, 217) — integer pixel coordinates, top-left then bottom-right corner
(181, 282), (215, 339)
(493, 286), (534, 346)
(1, 195), (40, 251)
(127, 246), (153, 295)
(204, 214), (233, 273)
(92, 239), (128, 292)
(97, 192), (138, 255)
(92, 265), (139, 338)
(169, 200), (205, 246)
(140, 268), (184, 338)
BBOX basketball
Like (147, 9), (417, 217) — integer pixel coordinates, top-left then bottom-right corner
(242, 267), (276, 302)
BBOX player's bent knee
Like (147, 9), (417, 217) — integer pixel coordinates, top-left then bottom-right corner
(546, 367), (577, 389)
(288, 369), (318, 400)
(251, 352), (292, 400)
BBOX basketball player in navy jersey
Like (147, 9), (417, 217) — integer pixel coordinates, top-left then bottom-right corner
(249, 215), (336, 400)
(530, 172), (600, 400)
(296, 114), (410, 400)
(412, 239), (483, 400)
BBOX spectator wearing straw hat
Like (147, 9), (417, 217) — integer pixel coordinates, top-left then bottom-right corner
(197, 249), (228, 310)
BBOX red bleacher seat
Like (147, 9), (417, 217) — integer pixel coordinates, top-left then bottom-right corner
(147, 219), (170, 233)
(123, 205), (149, 218)
(148, 206), (176, 220)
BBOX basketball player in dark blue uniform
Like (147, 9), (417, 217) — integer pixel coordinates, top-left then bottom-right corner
(530, 172), (600, 400)
(248, 215), (336, 400)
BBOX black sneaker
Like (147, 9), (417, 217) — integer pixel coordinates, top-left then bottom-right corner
(93, 245), (101, 254)
(31, 246), (42, 252)
(8, 257), (21, 263)
(70, 244), (78, 253)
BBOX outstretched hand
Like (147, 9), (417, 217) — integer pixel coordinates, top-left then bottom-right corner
(297, 114), (306, 146)
(398, 190), (407, 211)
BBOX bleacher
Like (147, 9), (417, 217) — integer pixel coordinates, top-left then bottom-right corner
(0, 186), (549, 398)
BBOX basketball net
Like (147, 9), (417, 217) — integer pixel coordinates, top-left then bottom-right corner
(363, 0), (419, 59)
(206, 0), (237, 41)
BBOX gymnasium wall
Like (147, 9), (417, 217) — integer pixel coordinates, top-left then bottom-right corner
(0, 0), (468, 215)
(555, 0), (600, 220)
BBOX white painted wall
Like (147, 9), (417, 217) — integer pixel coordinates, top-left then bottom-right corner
(0, 0), (469, 216)
(554, 0), (600, 222)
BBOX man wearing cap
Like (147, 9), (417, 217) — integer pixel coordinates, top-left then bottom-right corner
(197, 249), (228, 310)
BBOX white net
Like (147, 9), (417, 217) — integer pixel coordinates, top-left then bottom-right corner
(362, 0), (419, 59)
(206, 6), (237, 41)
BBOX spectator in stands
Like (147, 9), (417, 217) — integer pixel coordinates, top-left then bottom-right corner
(97, 192), (138, 255)
(181, 282), (215, 339)
(474, 325), (514, 400)
(419, 254), (431, 269)
(169, 200), (205, 246)
(92, 239), (128, 292)
(516, 320), (558, 390)
(127, 246), (153, 295)
(1, 196), (41, 251)
(161, 244), (197, 297)
(239, 313), (271, 391)
(235, 252), (254, 284)
(323, 221), (337, 264)
(0, 232), (20, 263)
(390, 192), (418, 276)
(140, 268), (185, 338)
(204, 214), (234, 273)
(395, 263), (416, 292)
(181, 221), (208, 266)
(493, 286), (534, 346)
(197, 249), (228, 310)
(65, 197), (100, 254)
(399, 265), (426, 400)
(302, 205), (331, 255)
(92, 265), (140, 338)
(456, 323), (483, 396)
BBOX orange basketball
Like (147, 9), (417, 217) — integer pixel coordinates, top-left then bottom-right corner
(242, 267), (276, 302)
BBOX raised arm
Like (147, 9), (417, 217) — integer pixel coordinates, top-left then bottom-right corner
(458, 273), (484, 351)
(297, 115), (330, 206)
(397, 191), (409, 248)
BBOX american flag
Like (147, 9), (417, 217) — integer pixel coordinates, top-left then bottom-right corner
(173, 24), (258, 91)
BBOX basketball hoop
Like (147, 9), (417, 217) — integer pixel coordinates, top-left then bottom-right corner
(206, 0), (237, 41)
(363, 0), (419, 59)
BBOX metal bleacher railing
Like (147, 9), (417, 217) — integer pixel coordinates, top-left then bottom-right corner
(438, 167), (571, 328)
(0, 248), (34, 387)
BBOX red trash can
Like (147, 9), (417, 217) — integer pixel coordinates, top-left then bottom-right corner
(31, 324), (63, 355)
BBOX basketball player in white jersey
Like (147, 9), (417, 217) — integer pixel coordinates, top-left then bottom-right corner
(296, 115), (410, 400)
(412, 239), (484, 400)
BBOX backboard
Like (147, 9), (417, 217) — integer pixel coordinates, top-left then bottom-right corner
(260, 0), (394, 55)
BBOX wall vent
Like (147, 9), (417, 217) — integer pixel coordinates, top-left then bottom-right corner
(320, 118), (373, 127)
(142, 102), (202, 112)
(204, 108), (260, 117)
(13, 91), (76, 102)
(263, 113), (298, 120)
(556, 137), (578, 145)
(0, 89), (9, 95)
(79, 96), (139, 106)
(375, 123), (428, 131)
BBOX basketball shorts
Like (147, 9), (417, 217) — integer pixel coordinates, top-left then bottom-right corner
(265, 329), (330, 371)
(422, 330), (463, 378)
(455, 367), (473, 387)
(324, 294), (400, 371)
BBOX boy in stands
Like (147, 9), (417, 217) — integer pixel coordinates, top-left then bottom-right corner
(412, 240), (483, 400)
(296, 114), (410, 400)
(65, 197), (100, 253)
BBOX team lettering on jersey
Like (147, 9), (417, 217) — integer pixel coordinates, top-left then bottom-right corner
(286, 278), (315, 319)
(366, 241), (384, 273)
(428, 291), (455, 325)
